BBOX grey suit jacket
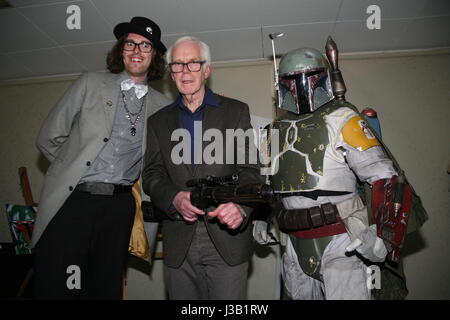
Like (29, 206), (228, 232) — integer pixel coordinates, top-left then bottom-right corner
(32, 71), (171, 248)
(142, 94), (263, 268)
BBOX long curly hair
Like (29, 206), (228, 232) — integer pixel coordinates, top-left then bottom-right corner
(106, 35), (166, 82)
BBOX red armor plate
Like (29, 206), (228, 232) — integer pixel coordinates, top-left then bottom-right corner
(372, 176), (412, 263)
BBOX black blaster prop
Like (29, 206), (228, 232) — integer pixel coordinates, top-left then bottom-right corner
(141, 201), (182, 222)
(187, 175), (349, 223)
(188, 172), (413, 263)
(187, 174), (274, 209)
(141, 175), (274, 222)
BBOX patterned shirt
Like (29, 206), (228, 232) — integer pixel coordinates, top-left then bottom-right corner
(80, 72), (146, 185)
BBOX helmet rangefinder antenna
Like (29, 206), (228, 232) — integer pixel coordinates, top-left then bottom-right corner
(269, 32), (285, 108)
(325, 36), (347, 101)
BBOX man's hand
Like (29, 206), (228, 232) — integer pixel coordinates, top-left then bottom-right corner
(208, 202), (245, 230)
(173, 191), (204, 222)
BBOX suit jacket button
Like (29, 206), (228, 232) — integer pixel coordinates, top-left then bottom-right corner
(69, 186), (73, 191)
(103, 138), (109, 142)
(86, 161), (91, 166)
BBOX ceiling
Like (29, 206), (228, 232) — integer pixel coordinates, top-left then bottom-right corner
(0, 0), (449, 81)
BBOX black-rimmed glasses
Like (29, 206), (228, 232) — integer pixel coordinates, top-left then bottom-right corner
(168, 61), (206, 73)
(123, 40), (153, 53)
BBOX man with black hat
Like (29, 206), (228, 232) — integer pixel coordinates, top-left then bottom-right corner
(32, 17), (171, 299)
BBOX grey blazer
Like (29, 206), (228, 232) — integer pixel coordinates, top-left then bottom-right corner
(32, 71), (171, 248)
(142, 94), (263, 268)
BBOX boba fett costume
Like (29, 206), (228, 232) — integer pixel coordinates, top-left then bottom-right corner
(254, 40), (427, 299)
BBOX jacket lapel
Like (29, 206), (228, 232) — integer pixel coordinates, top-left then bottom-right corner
(144, 87), (156, 117)
(202, 103), (223, 134)
(166, 103), (183, 137)
(165, 104), (195, 176)
(101, 74), (122, 135)
(193, 97), (224, 177)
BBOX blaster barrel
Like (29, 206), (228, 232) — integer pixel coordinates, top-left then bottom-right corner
(190, 183), (274, 209)
(186, 174), (238, 188)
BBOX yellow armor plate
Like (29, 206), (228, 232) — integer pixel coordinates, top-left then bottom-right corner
(342, 115), (380, 151)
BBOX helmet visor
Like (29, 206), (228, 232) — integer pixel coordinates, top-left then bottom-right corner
(279, 68), (332, 114)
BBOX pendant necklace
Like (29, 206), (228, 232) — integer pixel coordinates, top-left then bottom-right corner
(122, 92), (145, 136)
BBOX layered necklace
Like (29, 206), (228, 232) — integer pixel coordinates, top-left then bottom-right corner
(122, 92), (145, 136)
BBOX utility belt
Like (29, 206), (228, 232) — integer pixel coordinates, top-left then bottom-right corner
(75, 182), (132, 195)
(277, 201), (347, 239)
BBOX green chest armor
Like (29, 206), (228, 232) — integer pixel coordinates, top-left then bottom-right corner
(270, 103), (340, 192)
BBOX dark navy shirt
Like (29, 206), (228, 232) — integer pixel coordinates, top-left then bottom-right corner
(174, 86), (220, 166)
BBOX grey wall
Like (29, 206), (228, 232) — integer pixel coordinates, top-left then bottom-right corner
(1, 49), (449, 299)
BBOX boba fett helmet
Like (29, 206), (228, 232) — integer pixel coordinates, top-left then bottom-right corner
(278, 48), (334, 114)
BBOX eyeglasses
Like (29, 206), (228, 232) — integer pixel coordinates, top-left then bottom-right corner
(123, 40), (153, 53)
(168, 61), (206, 73)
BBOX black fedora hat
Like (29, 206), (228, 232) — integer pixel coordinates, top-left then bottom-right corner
(114, 17), (167, 53)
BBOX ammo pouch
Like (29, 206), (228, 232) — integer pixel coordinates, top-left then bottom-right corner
(277, 202), (339, 231)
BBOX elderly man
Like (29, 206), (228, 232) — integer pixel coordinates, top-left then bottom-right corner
(142, 36), (262, 299)
(32, 17), (171, 299)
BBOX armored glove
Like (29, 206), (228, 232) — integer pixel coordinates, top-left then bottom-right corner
(253, 221), (271, 245)
(346, 224), (387, 263)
